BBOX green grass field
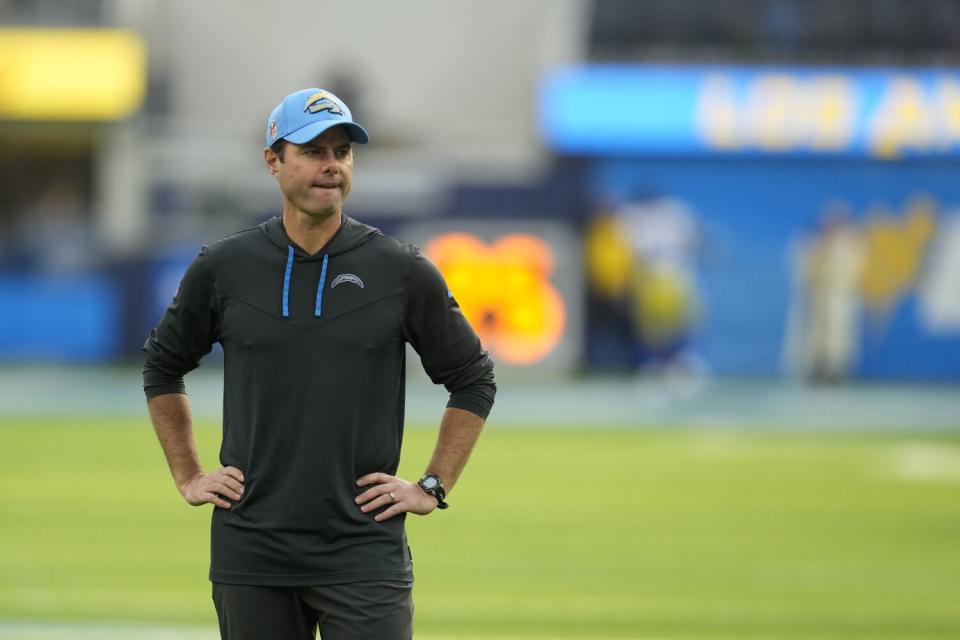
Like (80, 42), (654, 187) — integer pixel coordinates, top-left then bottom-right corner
(1, 417), (959, 639)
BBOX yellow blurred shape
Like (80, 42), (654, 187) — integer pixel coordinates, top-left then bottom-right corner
(0, 28), (146, 120)
(584, 215), (632, 297)
(861, 197), (936, 315)
(631, 265), (692, 346)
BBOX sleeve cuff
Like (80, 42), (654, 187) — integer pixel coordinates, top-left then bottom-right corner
(144, 380), (187, 400)
(446, 382), (496, 420)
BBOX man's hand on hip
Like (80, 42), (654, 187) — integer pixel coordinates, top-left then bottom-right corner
(179, 466), (245, 509)
(355, 472), (437, 522)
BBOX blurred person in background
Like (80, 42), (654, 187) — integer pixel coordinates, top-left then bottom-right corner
(585, 196), (705, 378)
(787, 203), (867, 383)
(143, 88), (496, 640)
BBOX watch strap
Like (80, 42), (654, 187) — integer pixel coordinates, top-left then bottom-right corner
(433, 484), (449, 510)
(418, 474), (449, 510)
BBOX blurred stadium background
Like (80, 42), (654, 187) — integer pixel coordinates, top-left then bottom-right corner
(1, 1), (959, 638)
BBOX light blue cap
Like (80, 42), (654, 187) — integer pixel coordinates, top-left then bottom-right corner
(265, 88), (369, 147)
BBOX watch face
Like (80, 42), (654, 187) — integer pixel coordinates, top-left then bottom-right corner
(421, 476), (439, 490)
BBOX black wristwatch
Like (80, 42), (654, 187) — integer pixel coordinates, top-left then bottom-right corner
(417, 473), (449, 510)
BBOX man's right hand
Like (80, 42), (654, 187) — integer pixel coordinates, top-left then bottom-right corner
(179, 467), (245, 509)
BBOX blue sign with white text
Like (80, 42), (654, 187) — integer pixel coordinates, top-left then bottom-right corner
(541, 65), (960, 159)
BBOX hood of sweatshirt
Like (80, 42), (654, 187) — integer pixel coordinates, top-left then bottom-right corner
(259, 215), (380, 260)
(259, 215), (381, 318)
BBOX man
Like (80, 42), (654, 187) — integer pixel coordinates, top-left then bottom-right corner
(143, 88), (496, 639)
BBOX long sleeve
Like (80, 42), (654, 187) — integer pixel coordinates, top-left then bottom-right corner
(142, 248), (221, 399)
(402, 248), (496, 419)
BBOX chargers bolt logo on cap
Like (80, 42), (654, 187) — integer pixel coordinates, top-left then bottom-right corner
(304, 91), (345, 116)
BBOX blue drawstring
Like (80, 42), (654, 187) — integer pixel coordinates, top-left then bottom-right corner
(315, 254), (328, 317)
(282, 245), (294, 317)
(282, 247), (328, 318)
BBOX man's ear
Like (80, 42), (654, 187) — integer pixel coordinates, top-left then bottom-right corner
(264, 147), (279, 177)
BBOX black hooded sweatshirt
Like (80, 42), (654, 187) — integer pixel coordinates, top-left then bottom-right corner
(143, 215), (496, 586)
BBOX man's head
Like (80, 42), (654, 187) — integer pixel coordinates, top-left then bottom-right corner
(264, 88), (368, 220)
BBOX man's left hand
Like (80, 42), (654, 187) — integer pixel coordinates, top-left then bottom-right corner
(355, 473), (438, 522)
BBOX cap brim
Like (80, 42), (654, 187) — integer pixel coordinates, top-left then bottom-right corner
(283, 120), (369, 145)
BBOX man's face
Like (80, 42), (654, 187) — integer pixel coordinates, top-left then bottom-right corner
(265, 126), (354, 220)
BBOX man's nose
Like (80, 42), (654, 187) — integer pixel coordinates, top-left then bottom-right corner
(317, 150), (338, 171)
(317, 153), (337, 173)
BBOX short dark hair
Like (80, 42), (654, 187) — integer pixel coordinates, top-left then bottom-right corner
(270, 139), (287, 162)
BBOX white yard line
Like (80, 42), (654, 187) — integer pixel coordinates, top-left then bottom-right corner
(0, 620), (217, 639)
(0, 619), (674, 640)
(892, 442), (960, 481)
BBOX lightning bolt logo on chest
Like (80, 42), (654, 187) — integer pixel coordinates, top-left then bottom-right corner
(331, 273), (364, 289)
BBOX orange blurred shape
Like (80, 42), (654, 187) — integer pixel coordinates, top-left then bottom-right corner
(424, 233), (565, 365)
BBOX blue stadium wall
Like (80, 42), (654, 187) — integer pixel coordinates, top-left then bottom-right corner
(588, 157), (960, 379)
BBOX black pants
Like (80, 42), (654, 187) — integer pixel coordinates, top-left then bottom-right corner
(212, 581), (413, 640)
